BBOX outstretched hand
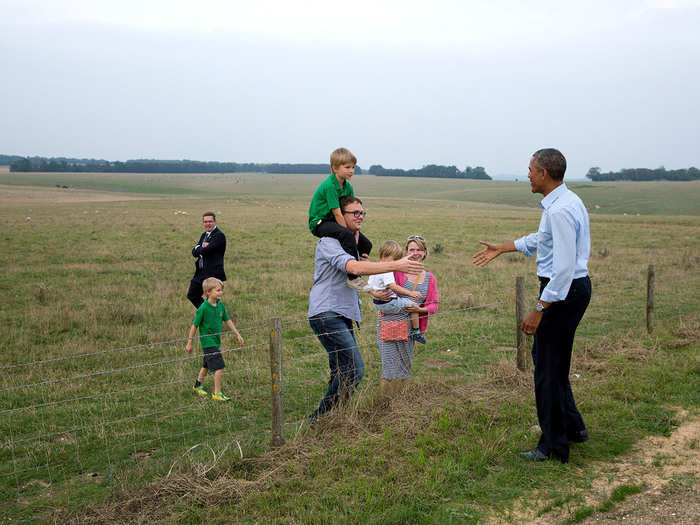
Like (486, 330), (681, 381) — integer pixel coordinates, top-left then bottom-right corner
(396, 256), (424, 274)
(472, 241), (501, 267)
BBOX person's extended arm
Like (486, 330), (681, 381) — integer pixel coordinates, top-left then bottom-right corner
(388, 282), (421, 299)
(225, 319), (245, 345)
(331, 208), (348, 229)
(472, 241), (517, 267)
(346, 256), (423, 277)
(185, 325), (197, 353)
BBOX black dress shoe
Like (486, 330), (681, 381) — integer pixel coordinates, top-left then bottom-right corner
(519, 448), (549, 461)
(569, 429), (589, 443)
(308, 411), (319, 427)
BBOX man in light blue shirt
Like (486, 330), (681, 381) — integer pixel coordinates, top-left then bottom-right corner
(473, 148), (592, 463)
(308, 196), (424, 425)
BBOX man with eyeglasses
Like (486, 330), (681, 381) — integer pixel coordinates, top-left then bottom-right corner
(308, 196), (424, 425)
(473, 148), (591, 463)
(187, 212), (227, 309)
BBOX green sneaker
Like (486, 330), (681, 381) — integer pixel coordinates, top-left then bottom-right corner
(211, 392), (230, 401)
(192, 385), (208, 396)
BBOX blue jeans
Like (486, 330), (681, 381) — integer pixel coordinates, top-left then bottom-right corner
(309, 312), (365, 417)
(373, 296), (415, 315)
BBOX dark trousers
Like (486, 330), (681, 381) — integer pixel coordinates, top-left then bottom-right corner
(187, 278), (205, 308)
(312, 220), (372, 279)
(309, 312), (365, 417)
(533, 276), (591, 462)
(187, 276), (226, 309)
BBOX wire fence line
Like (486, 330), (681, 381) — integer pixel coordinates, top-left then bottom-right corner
(1, 267), (698, 516)
(6, 267), (687, 373)
(2, 273), (693, 414)
(0, 304), (506, 425)
(0, 302), (504, 398)
(2, 273), (692, 414)
(0, 320), (271, 372)
(1, 292), (501, 373)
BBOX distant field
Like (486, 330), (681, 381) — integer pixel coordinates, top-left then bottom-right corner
(1, 171), (699, 215)
(0, 176), (698, 522)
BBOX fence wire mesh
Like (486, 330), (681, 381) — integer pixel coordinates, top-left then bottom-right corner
(1, 267), (698, 520)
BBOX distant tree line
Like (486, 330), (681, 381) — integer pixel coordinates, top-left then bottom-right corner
(368, 164), (491, 180)
(5, 154), (493, 180)
(586, 166), (700, 181)
(0, 154), (25, 165)
(7, 156), (360, 174)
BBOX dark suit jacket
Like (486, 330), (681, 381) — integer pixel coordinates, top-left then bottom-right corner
(192, 227), (227, 281)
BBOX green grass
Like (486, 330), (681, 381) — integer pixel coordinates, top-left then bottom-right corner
(0, 174), (698, 522)
(564, 483), (644, 523)
(2, 171), (700, 215)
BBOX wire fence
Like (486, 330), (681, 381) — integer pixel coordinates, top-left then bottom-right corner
(1, 265), (698, 521)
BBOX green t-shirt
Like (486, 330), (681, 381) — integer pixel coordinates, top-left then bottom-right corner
(192, 300), (231, 348)
(308, 174), (354, 232)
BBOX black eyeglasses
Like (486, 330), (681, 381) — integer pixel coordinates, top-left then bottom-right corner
(407, 235), (425, 241)
(343, 210), (367, 218)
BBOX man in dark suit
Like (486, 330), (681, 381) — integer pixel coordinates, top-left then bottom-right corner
(187, 212), (227, 308)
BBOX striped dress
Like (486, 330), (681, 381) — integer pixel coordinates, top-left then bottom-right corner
(376, 274), (430, 380)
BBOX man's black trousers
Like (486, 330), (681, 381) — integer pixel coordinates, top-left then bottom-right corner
(532, 275), (591, 462)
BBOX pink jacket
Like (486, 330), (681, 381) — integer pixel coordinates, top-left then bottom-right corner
(394, 271), (439, 334)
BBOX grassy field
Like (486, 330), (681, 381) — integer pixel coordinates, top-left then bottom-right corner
(0, 172), (698, 523)
(2, 170), (700, 215)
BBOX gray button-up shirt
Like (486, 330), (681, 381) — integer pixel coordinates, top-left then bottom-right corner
(308, 238), (362, 322)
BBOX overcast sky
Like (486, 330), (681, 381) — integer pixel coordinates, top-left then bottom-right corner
(1, 0), (699, 177)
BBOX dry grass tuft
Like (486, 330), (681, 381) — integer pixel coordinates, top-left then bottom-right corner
(673, 315), (700, 347)
(60, 380), (482, 523)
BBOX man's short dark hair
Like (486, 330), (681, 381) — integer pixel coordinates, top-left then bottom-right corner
(532, 148), (567, 181)
(339, 196), (362, 211)
(202, 211), (216, 220)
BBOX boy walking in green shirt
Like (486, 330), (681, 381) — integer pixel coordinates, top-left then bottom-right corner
(186, 278), (244, 401)
(308, 147), (373, 291)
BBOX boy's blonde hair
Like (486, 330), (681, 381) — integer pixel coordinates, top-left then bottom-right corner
(330, 147), (357, 169)
(202, 277), (224, 299)
(379, 240), (403, 260)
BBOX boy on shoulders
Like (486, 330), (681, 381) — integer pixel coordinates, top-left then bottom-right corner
(308, 147), (373, 292)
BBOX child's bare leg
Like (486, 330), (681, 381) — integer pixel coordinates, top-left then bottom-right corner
(214, 369), (223, 393)
(410, 312), (420, 330)
(197, 367), (208, 383)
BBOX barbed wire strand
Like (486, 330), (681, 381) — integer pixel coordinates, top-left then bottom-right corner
(1, 291), (692, 416)
(0, 302), (504, 396)
(2, 272), (697, 513)
(3, 268), (694, 372)
(0, 423), (269, 481)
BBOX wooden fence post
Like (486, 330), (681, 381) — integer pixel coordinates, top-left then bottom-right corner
(269, 317), (284, 447)
(647, 265), (655, 334)
(515, 276), (527, 371)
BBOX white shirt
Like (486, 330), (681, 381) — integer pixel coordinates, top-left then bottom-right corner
(514, 183), (590, 302)
(367, 271), (397, 299)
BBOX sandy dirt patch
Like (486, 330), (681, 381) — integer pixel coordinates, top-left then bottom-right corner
(0, 184), (156, 204)
(499, 412), (699, 524)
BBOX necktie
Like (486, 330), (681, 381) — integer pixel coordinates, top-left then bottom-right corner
(198, 232), (210, 270)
